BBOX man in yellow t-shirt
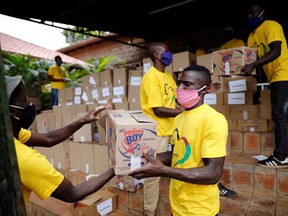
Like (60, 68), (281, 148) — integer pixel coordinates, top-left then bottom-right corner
(48, 55), (70, 106)
(5, 75), (114, 207)
(216, 25), (244, 198)
(219, 26), (245, 50)
(242, 4), (288, 167)
(130, 65), (228, 216)
(140, 42), (183, 216)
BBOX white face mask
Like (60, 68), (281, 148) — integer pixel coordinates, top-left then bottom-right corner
(176, 86), (207, 109)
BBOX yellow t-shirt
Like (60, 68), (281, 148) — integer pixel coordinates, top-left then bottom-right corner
(220, 38), (245, 50)
(195, 48), (206, 57)
(247, 20), (288, 83)
(140, 66), (177, 136)
(169, 104), (228, 216)
(48, 65), (67, 89)
(16, 128), (64, 204)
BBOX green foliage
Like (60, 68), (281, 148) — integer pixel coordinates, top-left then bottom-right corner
(85, 55), (125, 73)
(2, 51), (126, 110)
(2, 52), (53, 110)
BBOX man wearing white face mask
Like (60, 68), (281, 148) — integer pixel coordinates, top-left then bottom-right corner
(130, 65), (228, 216)
(140, 42), (183, 216)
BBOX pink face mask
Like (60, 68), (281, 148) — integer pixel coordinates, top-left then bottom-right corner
(176, 86), (207, 109)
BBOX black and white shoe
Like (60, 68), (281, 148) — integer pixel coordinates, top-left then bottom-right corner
(218, 183), (237, 198)
(257, 155), (288, 168)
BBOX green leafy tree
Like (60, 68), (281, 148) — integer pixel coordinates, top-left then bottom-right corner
(62, 28), (108, 45)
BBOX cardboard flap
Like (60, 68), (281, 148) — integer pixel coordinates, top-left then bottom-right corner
(78, 193), (102, 205)
(96, 113), (107, 144)
(130, 113), (155, 123)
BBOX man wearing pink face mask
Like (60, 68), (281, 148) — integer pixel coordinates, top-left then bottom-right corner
(131, 65), (228, 216)
(140, 42), (183, 216)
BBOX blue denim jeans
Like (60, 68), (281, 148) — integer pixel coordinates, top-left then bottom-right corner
(52, 88), (59, 106)
(270, 81), (288, 160)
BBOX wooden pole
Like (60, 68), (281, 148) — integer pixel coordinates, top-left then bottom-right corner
(0, 48), (26, 215)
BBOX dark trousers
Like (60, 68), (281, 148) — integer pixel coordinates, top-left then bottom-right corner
(270, 81), (288, 160)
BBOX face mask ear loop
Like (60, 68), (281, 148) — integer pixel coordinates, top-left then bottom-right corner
(197, 85), (208, 97)
(258, 10), (264, 19)
(197, 85), (208, 92)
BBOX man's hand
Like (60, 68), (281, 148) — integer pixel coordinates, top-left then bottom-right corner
(82, 105), (111, 124)
(128, 151), (164, 180)
(240, 63), (254, 76)
(208, 82), (221, 93)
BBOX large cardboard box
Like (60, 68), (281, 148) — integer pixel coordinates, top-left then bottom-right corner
(223, 76), (257, 93)
(204, 93), (224, 105)
(230, 105), (260, 120)
(93, 143), (109, 174)
(107, 110), (158, 175)
(100, 69), (113, 86)
(223, 92), (254, 105)
(80, 73), (101, 89)
(172, 51), (196, 72)
(113, 67), (129, 86)
(51, 141), (70, 169)
(196, 53), (213, 73)
(237, 119), (268, 132)
(70, 189), (117, 216)
(143, 57), (173, 74)
(212, 46), (257, 75)
(128, 69), (143, 86)
(72, 113), (94, 142)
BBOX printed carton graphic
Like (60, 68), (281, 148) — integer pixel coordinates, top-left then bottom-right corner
(212, 46), (257, 75)
(107, 110), (158, 175)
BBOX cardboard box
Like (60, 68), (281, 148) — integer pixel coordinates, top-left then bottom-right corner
(107, 110), (158, 175)
(80, 74), (101, 89)
(93, 143), (109, 174)
(260, 104), (271, 119)
(223, 92), (254, 105)
(210, 105), (231, 119)
(230, 105), (260, 120)
(112, 85), (127, 98)
(109, 175), (143, 192)
(51, 141), (70, 169)
(100, 69), (113, 86)
(223, 76), (257, 93)
(70, 189), (117, 216)
(72, 113), (94, 142)
(113, 67), (132, 86)
(143, 57), (173, 74)
(196, 53), (213, 73)
(114, 102), (129, 110)
(212, 46), (257, 75)
(128, 69), (143, 86)
(260, 89), (271, 106)
(79, 143), (95, 174)
(172, 51), (196, 72)
(128, 85), (140, 106)
(237, 119), (268, 132)
(204, 93), (223, 105)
